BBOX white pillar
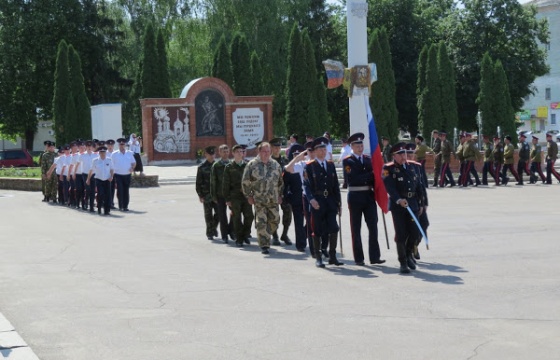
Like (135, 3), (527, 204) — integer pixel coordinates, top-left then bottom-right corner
(347, 0), (370, 152)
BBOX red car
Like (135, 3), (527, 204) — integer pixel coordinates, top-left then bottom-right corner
(0, 149), (35, 167)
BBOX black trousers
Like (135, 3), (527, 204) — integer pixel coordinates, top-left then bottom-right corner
(517, 159), (529, 184)
(347, 191), (380, 263)
(75, 173), (86, 207)
(482, 161), (494, 184)
(133, 152), (143, 172)
(115, 174), (132, 209)
(290, 196), (306, 251)
(389, 206), (419, 264)
(85, 174), (96, 209)
(96, 178), (111, 214)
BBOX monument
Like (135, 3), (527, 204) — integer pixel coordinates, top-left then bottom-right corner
(140, 77), (274, 164)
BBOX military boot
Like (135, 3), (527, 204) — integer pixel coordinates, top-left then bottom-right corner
(272, 230), (281, 246)
(280, 228), (292, 245)
(313, 237), (325, 268)
(328, 233), (343, 266)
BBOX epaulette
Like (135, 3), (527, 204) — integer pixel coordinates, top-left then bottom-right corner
(305, 160), (315, 165)
(383, 161), (394, 167)
(407, 160), (421, 166)
(343, 154), (353, 160)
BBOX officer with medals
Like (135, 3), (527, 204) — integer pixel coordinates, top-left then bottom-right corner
(342, 133), (385, 266)
(196, 146), (219, 240)
(270, 137), (293, 246)
(302, 136), (343, 268)
(382, 143), (425, 274)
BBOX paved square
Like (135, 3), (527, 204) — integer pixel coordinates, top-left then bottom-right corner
(0, 175), (558, 359)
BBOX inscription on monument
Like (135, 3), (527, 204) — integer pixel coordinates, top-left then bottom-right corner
(232, 108), (264, 149)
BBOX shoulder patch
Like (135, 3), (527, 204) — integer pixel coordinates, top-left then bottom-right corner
(383, 169), (389, 177)
(345, 165), (351, 174)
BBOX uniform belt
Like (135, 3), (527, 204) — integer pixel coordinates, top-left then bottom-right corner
(314, 190), (330, 197)
(347, 186), (372, 192)
(400, 192), (416, 198)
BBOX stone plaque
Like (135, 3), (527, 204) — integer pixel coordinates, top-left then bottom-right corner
(152, 107), (191, 153)
(232, 108), (264, 149)
(195, 90), (225, 136)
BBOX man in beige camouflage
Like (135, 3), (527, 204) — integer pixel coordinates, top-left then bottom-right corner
(242, 142), (284, 254)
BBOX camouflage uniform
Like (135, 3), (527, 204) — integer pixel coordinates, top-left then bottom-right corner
(41, 151), (57, 201)
(241, 157), (284, 249)
(39, 150), (47, 197)
(196, 159), (219, 239)
(382, 144), (393, 163)
(271, 154), (292, 243)
(223, 160), (254, 245)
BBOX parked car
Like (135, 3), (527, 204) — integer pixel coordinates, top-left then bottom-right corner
(0, 149), (35, 167)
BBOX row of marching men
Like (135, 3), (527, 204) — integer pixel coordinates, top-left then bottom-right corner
(39, 138), (137, 215)
(195, 133), (429, 274)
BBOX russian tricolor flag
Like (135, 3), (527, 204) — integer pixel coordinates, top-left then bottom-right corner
(322, 60), (345, 89)
(365, 98), (389, 213)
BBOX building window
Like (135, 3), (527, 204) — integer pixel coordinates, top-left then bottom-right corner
(545, 88), (551, 100)
(552, 114), (557, 125)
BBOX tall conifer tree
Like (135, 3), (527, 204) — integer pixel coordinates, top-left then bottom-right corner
(285, 24), (306, 136)
(230, 33), (252, 95)
(141, 23), (160, 98)
(52, 40), (71, 145)
(156, 28), (172, 98)
(419, 44), (443, 135)
(212, 34), (233, 87)
(494, 60), (517, 145)
(437, 42), (458, 133)
(416, 45), (429, 137)
(250, 51), (264, 96)
(69, 46), (92, 140)
(302, 29), (319, 135)
(476, 52), (497, 137)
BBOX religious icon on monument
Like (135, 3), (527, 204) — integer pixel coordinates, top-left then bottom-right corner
(152, 107), (191, 153)
(196, 90), (225, 136)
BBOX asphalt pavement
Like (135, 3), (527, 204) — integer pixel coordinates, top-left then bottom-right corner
(0, 165), (559, 359)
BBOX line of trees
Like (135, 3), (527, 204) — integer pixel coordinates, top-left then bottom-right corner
(0, 0), (549, 149)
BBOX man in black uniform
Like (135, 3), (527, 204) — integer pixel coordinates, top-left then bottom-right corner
(303, 137), (343, 268)
(284, 144), (307, 252)
(405, 143), (429, 261)
(383, 143), (425, 274)
(343, 132), (384, 266)
(270, 137), (293, 246)
(196, 146), (219, 240)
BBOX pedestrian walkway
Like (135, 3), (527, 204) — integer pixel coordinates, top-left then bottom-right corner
(0, 313), (40, 360)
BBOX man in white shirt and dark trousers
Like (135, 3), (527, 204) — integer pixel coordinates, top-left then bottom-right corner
(128, 134), (144, 175)
(78, 140), (97, 212)
(87, 146), (114, 215)
(112, 138), (136, 211)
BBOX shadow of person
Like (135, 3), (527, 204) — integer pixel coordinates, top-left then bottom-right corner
(124, 210), (148, 214)
(325, 266), (378, 278)
(416, 262), (468, 273)
(411, 270), (464, 285)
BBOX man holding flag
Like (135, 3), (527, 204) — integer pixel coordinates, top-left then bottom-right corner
(343, 132), (385, 266)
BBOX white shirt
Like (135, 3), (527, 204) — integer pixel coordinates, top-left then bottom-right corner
(111, 149), (136, 175)
(129, 138), (141, 154)
(78, 152), (96, 174)
(326, 143), (333, 161)
(54, 156), (64, 175)
(340, 145), (352, 161)
(70, 152), (80, 174)
(91, 156), (114, 181)
(62, 154), (72, 176)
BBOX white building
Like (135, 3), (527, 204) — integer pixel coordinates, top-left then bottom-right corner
(521, 0), (560, 137)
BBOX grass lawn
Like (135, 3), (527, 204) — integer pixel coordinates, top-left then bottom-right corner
(0, 167), (41, 178)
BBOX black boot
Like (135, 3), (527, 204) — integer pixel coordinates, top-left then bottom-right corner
(313, 237), (325, 268)
(328, 233), (343, 266)
(272, 231), (281, 246)
(280, 228), (292, 245)
(406, 254), (417, 270)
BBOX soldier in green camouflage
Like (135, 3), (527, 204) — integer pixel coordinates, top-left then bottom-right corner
(196, 146), (219, 240)
(432, 130), (442, 187)
(242, 142), (284, 254)
(41, 141), (58, 202)
(39, 140), (50, 201)
(211, 144), (232, 242)
(270, 137), (293, 246)
(381, 136), (392, 163)
(223, 144), (254, 247)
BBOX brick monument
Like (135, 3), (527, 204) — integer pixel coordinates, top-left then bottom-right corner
(141, 77), (274, 164)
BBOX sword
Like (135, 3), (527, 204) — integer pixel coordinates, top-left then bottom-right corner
(382, 212), (390, 249)
(406, 206), (429, 250)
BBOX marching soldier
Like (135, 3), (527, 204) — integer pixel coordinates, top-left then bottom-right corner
(39, 140), (50, 201)
(302, 137), (343, 268)
(86, 146), (114, 215)
(492, 136), (504, 185)
(383, 143), (425, 274)
(481, 135), (494, 185)
(382, 136), (392, 163)
(529, 135), (546, 184)
(79, 141), (97, 212)
(223, 145), (254, 247)
(517, 133), (531, 185)
(270, 137), (293, 246)
(211, 144), (233, 242)
(501, 135), (520, 185)
(456, 134), (469, 186)
(241, 142), (284, 255)
(438, 131), (456, 187)
(414, 135), (431, 188)
(196, 146), (219, 240)
(462, 133), (481, 186)
(432, 130), (442, 187)
(545, 132), (560, 184)
(41, 141), (57, 203)
(343, 133), (384, 266)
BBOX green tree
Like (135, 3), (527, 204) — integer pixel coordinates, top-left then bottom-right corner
(230, 33), (252, 96)
(476, 52), (497, 138)
(250, 51), (264, 96)
(494, 60), (517, 145)
(369, 28), (399, 143)
(437, 41), (458, 133)
(315, 78), (329, 133)
(419, 44), (444, 136)
(212, 34), (233, 88)
(64, 95), (77, 144)
(69, 46), (92, 140)
(141, 23), (160, 99)
(416, 45), (429, 137)
(302, 29), (320, 135)
(285, 24), (306, 136)
(128, 59), (143, 134)
(52, 40), (71, 145)
(448, 0), (549, 129)
(156, 28), (172, 98)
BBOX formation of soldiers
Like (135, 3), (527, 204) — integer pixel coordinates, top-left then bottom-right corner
(39, 138), (138, 215)
(383, 130), (560, 188)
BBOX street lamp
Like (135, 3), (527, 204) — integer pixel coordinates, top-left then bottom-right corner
(476, 111), (482, 149)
